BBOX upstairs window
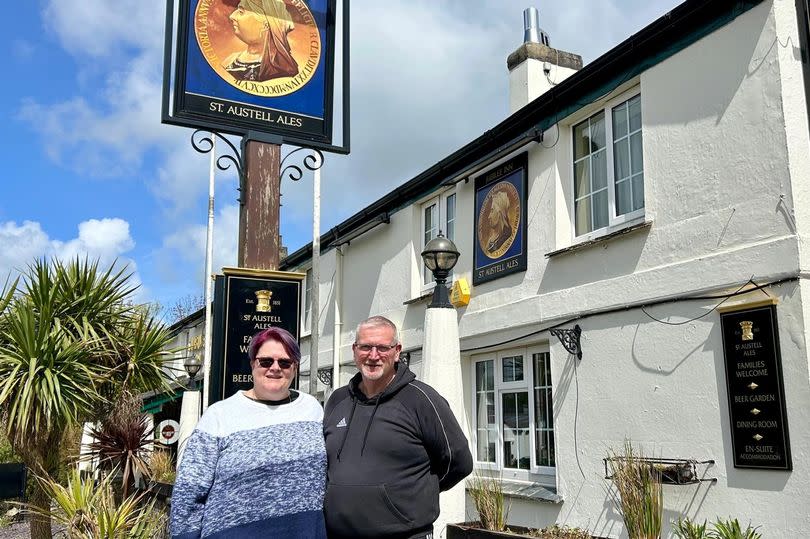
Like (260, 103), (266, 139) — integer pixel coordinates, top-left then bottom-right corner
(421, 191), (456, 287)
(573, 93), (644, 238)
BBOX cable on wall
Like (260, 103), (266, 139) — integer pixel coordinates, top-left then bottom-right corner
(459, 275), (797, 353)
(640, 277), (756, 326)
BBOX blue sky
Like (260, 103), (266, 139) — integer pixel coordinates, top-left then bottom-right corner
(0, 0), (676, 312)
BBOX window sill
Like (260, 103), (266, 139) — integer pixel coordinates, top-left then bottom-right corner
(406, 277), (457, 305)
(466, 478), (562, 504)
(403, 290), (432, 306)
(545, 220), (652, 258)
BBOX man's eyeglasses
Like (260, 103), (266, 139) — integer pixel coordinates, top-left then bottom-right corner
(255, 357), (295, 369)
(354, 343), (398, 354)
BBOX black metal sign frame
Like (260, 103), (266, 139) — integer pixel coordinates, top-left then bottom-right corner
(209, 267), (304, 405)
(719, 302), (792, 470)
(161, 0), (350, 154)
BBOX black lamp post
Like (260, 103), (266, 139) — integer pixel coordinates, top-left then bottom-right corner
(184, 354), (202, 390)
(421, 233), (460, 308)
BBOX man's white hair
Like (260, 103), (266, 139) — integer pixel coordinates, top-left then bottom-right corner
(355, 315), (399, 344)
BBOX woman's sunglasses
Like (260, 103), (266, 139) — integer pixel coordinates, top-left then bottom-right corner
(255, 357), (295, 370)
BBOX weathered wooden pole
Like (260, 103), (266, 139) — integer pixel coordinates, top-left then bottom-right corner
(238, 139), (281, 270)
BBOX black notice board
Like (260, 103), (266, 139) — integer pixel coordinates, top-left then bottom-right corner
(720, 304), (791, 470)
(209, 268), (303, 405)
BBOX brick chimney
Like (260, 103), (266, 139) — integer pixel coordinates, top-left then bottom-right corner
(507, 7), (582, 113)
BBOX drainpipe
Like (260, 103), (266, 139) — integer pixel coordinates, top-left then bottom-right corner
(331, 245), (344, 399)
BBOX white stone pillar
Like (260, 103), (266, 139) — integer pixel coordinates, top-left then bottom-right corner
(177, 390), (201, 465)
(422, 307), (467, 537)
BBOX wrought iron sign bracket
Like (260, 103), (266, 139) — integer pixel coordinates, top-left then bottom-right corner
(191, 130), (247, 205)
(316, 367), (333, 388)
(550, 324), (582, 360)
(280, 147), (325, 183)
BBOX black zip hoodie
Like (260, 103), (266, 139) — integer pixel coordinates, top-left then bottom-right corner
(323, 361), (473, 539)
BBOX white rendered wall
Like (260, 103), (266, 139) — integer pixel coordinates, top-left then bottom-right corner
(772, 0), (810, 275)
(509, 57), (579, 113)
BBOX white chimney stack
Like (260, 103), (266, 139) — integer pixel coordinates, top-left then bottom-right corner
(508, 7), (581, 113)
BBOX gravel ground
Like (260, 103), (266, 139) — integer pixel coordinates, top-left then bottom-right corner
(0, 521), (31, 539)
(0, 520), (65, 539)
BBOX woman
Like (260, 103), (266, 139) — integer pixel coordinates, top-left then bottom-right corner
(170, 327), (326, 538)
(486, 190), (514, 254)
(223, 0), (299, 82)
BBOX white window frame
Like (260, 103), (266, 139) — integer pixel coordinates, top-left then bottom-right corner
(470, 345), (555, 483)
(420, 189), (456, 291)
(570, 88), (644, 243)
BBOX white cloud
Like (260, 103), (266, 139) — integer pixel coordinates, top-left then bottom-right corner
(17, 55), (177, 179)
(53, 218), (135, 261)
(0, 218), (140, 291)
(42, 0), (164, 58)
(156, 204), (240, 286)
(0, 221), (51, 277)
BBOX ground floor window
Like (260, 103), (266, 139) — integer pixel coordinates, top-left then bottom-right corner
(472, 346), (554, 478)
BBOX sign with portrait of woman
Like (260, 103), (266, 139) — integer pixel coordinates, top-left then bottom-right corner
(473, 153), (528, 285)
(163, 0), (346, 151)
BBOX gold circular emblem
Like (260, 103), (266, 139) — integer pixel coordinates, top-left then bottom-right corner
(194, 0), (321, 97)
(477, 181), (520, 259)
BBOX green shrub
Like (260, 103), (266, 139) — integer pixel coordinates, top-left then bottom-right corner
(709, 517), (761, 539)
(673, 517), (708, 539)
(0, 423), (19, 463)
(26, 469), (165, 538)
(672, 516), (761, 539)
(149, 449), (176, 484)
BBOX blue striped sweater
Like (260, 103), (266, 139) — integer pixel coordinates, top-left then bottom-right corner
(170, 391), (326, 538)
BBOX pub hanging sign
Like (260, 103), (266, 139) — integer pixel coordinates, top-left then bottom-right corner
(473, 152), (528, 285)
(161, 0), (350, 153)
(719, 301), (792, 470)
(209, 267), (304, 404)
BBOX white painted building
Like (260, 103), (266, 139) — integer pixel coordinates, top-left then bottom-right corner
(280, 0), (810, 536)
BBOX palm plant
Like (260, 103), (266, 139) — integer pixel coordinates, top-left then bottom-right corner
(673, 517), (709, 539)
(83, 391), (154, 499)
(0, 258), (176, 539)
(27, 469), (166, 539)
(709, 518), (761, 539)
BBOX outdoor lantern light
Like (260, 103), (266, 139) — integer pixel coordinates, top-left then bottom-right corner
(421, 232), (460, 308)
(183, 354), (202, 389)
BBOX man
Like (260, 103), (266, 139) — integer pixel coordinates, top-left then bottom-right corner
(323, 316), (473, 539)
